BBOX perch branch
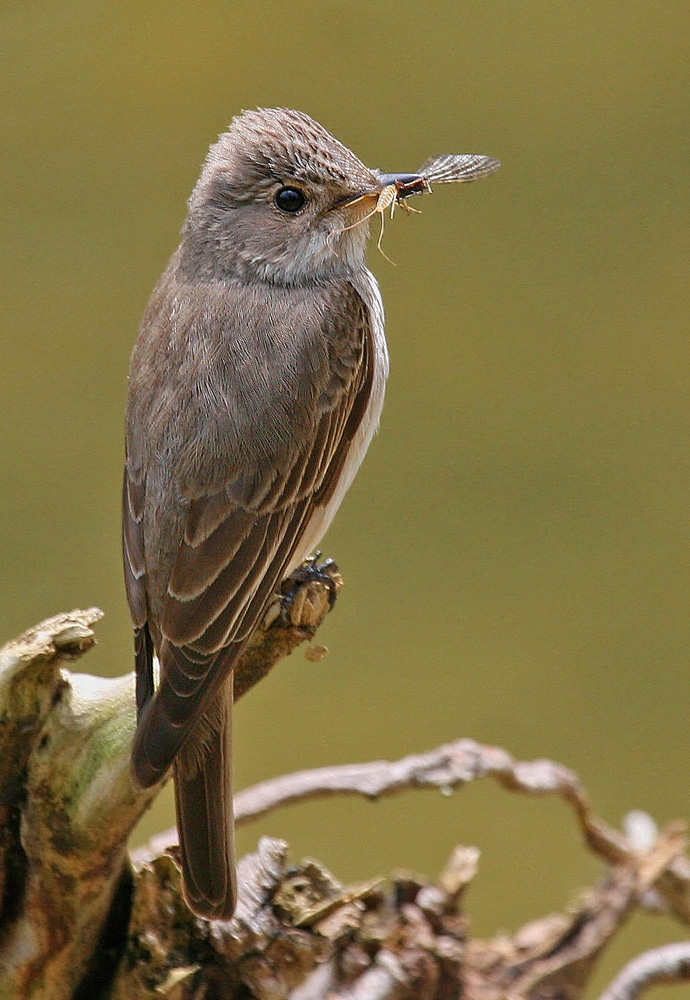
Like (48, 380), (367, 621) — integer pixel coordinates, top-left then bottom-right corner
(2, 594), (690, 1000)
(0, 560), (338, 1000)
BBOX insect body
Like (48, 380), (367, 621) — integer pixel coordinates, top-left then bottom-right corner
(339, 152), (501, 258)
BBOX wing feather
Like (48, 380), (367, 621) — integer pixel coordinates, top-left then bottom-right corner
(163, 516), (273, 645)
(168, 508), (262, 604)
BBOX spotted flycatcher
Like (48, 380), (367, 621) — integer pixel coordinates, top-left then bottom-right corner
(124, 107), (499, 918)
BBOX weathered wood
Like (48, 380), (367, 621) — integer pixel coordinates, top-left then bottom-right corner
(0, 571), (688, 999)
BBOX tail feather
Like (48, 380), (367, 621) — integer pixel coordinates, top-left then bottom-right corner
(173, 676), (236, 919)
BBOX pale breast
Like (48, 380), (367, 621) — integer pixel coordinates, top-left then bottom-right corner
(286, 267), (389, 574)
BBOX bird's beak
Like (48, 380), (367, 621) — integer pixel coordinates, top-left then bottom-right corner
(374, 172), (423, 187)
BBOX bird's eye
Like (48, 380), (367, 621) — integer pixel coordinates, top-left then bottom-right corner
(274, 186), (307, 214)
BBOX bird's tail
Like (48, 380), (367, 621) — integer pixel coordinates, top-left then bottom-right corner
(173, 675), (237, 919)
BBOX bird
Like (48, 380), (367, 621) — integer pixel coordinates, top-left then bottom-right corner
(123, 107), (499, 920)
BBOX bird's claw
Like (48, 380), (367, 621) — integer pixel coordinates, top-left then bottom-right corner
(279, 553), (343, 629)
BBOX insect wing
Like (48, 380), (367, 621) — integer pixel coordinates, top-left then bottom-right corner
(417, 154), (501, 184)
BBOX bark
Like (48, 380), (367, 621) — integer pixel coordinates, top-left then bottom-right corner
(0, 566), (688, 1000)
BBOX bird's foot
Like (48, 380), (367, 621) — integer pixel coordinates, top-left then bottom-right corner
(279, 553), (343, 629)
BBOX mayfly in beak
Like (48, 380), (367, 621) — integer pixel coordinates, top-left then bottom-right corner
(374, 153), (502, 216)
(376, 153), (501, 257)
(334, 151), (500, 260)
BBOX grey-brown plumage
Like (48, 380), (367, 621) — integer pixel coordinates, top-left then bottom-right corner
(124, 107), (499, 919)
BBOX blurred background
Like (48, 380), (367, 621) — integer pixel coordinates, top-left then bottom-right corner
(2, 2), (688, 994)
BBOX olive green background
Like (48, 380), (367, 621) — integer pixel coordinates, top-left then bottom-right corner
(2, 2), (688, 994)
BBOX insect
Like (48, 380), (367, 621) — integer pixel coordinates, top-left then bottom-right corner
(375, 153), (501, 215)
(336, 152), (501, 260)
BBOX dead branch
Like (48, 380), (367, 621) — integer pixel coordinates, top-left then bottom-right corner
(141, 740), (690, 928)
(0, 580), (688, 1000)
(0, 561), (338, 1000)
(596, 941), (690, 1000)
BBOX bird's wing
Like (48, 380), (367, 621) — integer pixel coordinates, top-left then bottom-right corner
(129, 282), (374, 788)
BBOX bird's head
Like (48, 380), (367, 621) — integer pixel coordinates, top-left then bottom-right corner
(181, 107), (392, 286)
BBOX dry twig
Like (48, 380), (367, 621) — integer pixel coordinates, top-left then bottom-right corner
(597, 941), (690, 1000)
